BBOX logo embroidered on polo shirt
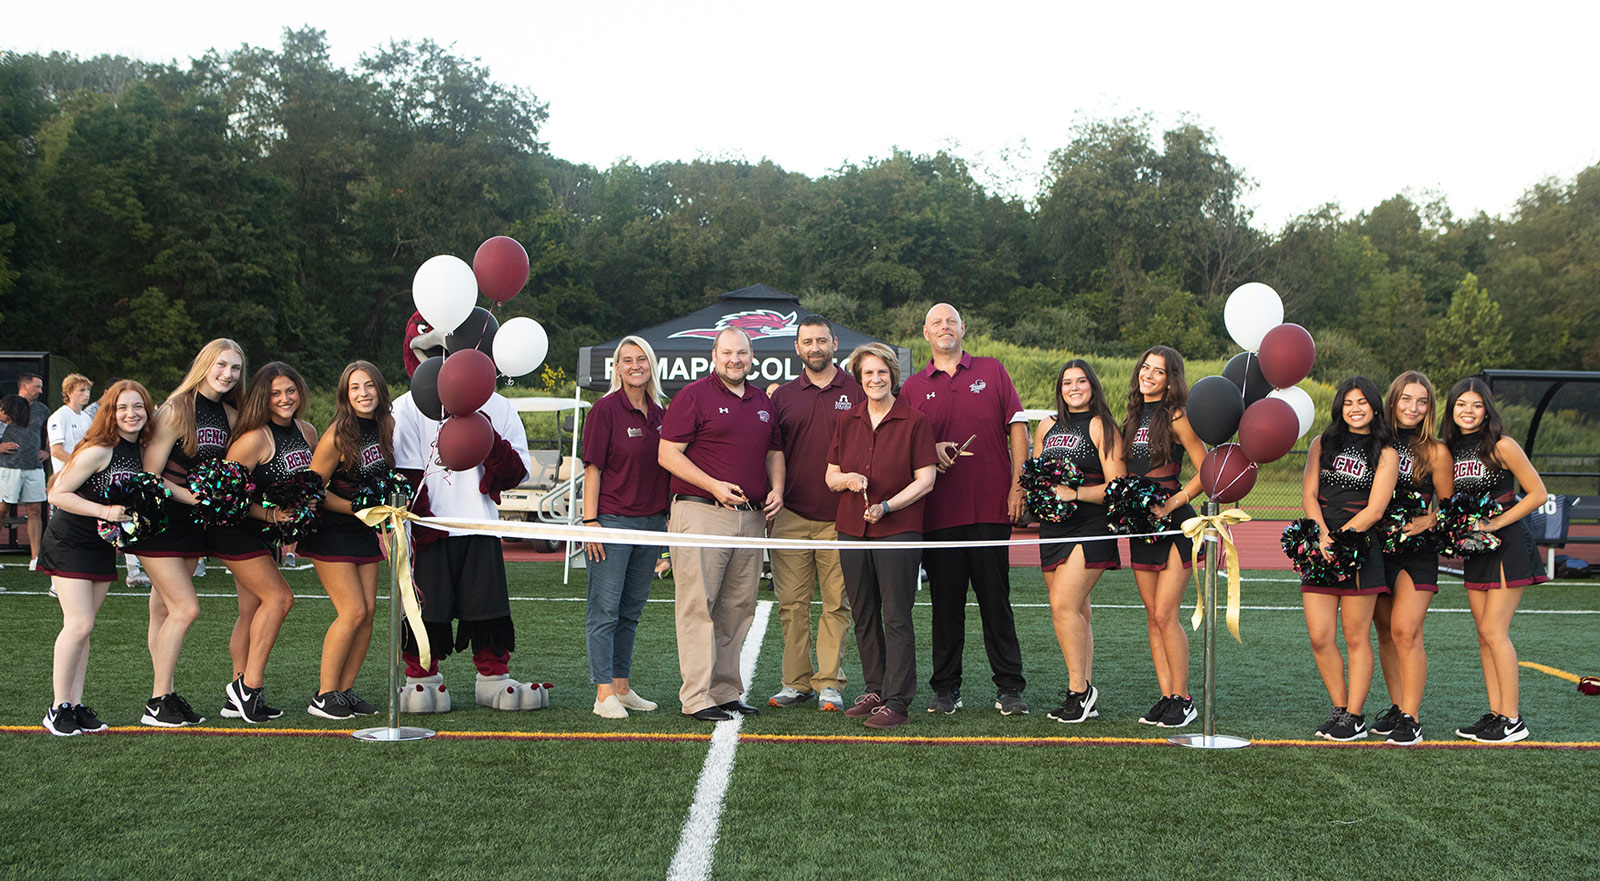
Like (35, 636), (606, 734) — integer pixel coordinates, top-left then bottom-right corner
(627, 428), (644, 438)
(970, 380), (987, 394)
(835, 395), (852, 410)
(758, 410), (771, 423)
(925, 392), (936, 400)
(718, 407), (729, 414)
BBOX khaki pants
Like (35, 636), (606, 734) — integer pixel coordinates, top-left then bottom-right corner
(670, 500), (765, 713)
(769, 508), (850, 693)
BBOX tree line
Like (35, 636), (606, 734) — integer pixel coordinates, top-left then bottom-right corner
(2, 28), (1596, 391)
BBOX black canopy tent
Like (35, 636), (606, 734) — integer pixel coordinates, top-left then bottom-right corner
(577, 284), (912, 395)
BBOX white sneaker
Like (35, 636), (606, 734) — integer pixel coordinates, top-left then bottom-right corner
(819, 687), (845, 712)
(615, 690), (657, 712)
(768, 686), (816, 707)
(126, 570), (151, 588)
(593, 694), (628, 719)
(194, 559), (207, 577)
(28, 558), (38, 571)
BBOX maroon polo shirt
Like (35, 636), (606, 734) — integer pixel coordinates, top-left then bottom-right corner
(661, 374), (782, 501)
(828, 396), (939, 538)
(900, 352), (1024, 531)
(773, 368), (864, 521)
(582, 389), (669, 517)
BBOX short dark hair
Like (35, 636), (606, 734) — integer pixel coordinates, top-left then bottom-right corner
(798, 315), (833, 336)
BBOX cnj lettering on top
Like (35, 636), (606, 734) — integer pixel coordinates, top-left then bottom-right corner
(283, 449), (313, 471)
(1398, 455), (1413, 477)
(359, 444), (384, 468)
(1332, 455), (1367, 478)
(197, 427), (228, 450)
(1454, 460), (1486, 480)
(1043, 433), (1080, 453)
(1132, 426), (1150, 446)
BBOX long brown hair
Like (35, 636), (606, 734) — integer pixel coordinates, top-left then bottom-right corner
(233, 362), (311, 438)
(1054, 359), (1119, 447)
(1385, 370), (1441, 483)
(331, 361), (395, 469)
(163, 338), (247, 457)
(70, 380), (156, 465)
(1120, 345), (1189, 468)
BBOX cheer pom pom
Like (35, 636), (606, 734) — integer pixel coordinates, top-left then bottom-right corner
(261, 471), (326, 544)
(1104, 475), (1175, 542)
(351, 468), (415, 513)
(1437, 492), (1504, 557)
(1376, 488), (1431, 554)
(189, 459), (256, 526)
(95, 472), (172, 548)
(1021, 456), (1083, 523)
(1281, 518), (1368, 584)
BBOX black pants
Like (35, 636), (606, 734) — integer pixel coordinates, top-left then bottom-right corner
(924, 523), (1025, 694)
(839, 534), (920, 715)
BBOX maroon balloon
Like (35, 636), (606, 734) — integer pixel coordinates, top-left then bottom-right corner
(436, 411), (493, 472)
(1258, 323), (1316, 389)
(1237, 398), (1299, 464)
(1200, 443), (1259, 504)
(438, 349), (496, 416)
(473, 236), (530, 303)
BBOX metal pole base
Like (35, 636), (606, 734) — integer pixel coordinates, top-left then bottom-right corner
(353, 725), (436, 742)
(1168, 733), (1251, 749)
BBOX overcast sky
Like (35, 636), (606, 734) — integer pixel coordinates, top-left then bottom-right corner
(8, 1), (1597, 229)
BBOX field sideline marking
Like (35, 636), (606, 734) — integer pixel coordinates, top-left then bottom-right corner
(1520, 661), (1583, 683)
(666, 598), (772, 881)
(3, 724), (1594, 750)
(3, 591), (1597, 615)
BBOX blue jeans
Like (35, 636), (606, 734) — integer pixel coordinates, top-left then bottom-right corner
(586, 513), (666, 684)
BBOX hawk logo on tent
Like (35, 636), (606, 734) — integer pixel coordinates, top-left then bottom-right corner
(669, 310), (800, 341)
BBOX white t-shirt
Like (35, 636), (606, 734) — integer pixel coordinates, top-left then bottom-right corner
(393, 392), (531, 536)
(47, 405), (94, 471)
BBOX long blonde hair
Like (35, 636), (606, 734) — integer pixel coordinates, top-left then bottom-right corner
(163, 338), (247, 457)
(608, 336), (663, 405)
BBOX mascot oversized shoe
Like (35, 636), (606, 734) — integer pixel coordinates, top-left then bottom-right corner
(476, 674), (551, 710)
(399, 673), (451, 714)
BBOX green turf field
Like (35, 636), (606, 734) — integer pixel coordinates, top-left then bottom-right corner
(3, 560), (1597, 880)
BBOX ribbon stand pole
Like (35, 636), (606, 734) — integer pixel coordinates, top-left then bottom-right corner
(355, 491), (435, 743)
(1170, 501), (1250, 749)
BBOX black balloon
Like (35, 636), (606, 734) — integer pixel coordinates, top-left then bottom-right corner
(446, 306), (499, 356)
(1188, 375), (1246, 446)
(410, 356), (446, 421)
(1223, 351), (1272, 406)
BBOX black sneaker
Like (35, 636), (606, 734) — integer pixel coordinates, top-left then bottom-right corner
(1139, 695), (1173, 726)
(1371, 704), (1403, 736)
(1476, 715), (1528, 744)
(1047, 684), (1098, 724)
(1455, 711), (1498, 741)
(1320, 709), (1368, 742)
(223, 686), (283, 720)
(1314, 706), (1345, 738)
(308, 690), (354, 720)
(141, 694), (192, 727)
(1385, 713), (1422, 745)
(1157, 695), (1197, 729)
(226, 675), (270, 724)
(342, 690), (378, 716)
(994, 691), (1030, 716)
(926, 690), (962, 714)
(72, 703), (108, 734)
(168, 693), (206, 725)
(44, 703), (81, 737)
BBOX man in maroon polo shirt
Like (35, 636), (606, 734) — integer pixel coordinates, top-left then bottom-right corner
(767, 316), (862, 712)
(901, 303), (1031, 716)
(659, 327), (785, 722)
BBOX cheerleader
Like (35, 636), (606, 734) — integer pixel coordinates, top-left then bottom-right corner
(1035, 360), (1124, 724)
(1441, 378), (1547, 744)
(213, 362), (319, 723)
(38, 381), (154, 735)
(1299, 376), (1398, 741)
(133, 338), (246, 727)
(1372, 372), (1453, 745)
(300, 362), (394, 719)
(1119, 347), (1208, 729)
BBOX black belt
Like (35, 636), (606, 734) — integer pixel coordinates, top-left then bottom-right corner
(673, 493), (755, 512)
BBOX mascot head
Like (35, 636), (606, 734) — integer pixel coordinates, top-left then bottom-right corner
(403, 311), (450, 378)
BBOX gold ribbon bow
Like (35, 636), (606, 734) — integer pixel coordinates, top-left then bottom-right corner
(355, 504), (432, 669)
(1181, 508), (1253, 643)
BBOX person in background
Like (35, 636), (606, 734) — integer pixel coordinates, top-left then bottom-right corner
(1, 387), (48, 570)
(768, 316), (861, 713)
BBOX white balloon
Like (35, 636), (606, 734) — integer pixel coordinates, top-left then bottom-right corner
(412, 255), (478, 335)
(1224, 282), (1285, 352)
(1268, 385), (1316, 438)
(493, 316), (549, 377)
